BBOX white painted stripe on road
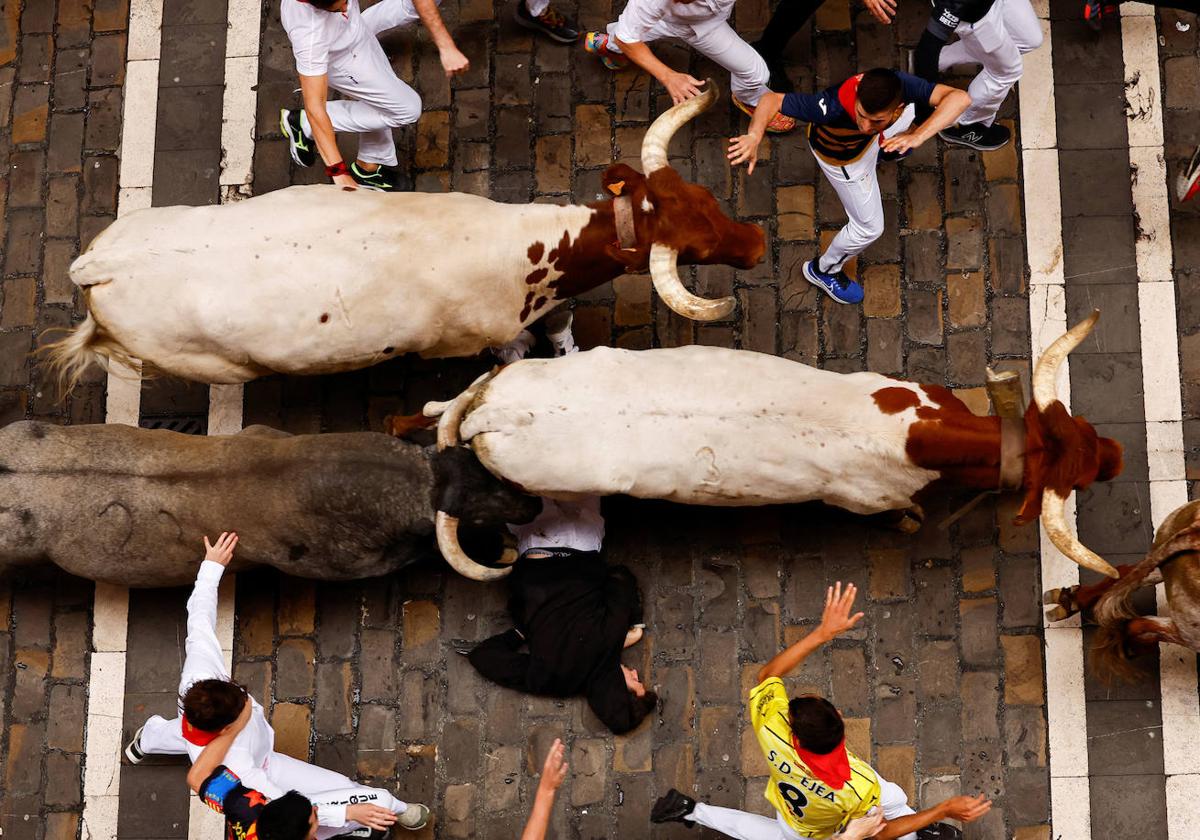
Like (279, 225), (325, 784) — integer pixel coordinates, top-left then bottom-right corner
(1121, 11), (1200, 837)
(1019, 12), (1091, 839)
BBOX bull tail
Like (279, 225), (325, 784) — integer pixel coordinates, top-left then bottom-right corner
(39, 312), (139, 398)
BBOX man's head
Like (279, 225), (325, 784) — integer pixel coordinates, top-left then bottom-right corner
(853, 69), (906, 135)
(257, 792), (318, 840)
(789, 695), (844, 754)
(180, 678), (249, 734)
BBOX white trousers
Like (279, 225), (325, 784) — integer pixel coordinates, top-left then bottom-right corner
(815, 105), (915, 274)
(938, 0), (1043, 126)
(606, 19), (771, 106)
(527, 0), (550, 16)
(688, 778), (917, 840)
(137, 716), (406, 837)
(319, 0), (434, 166)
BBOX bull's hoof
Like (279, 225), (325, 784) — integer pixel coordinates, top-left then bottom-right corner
(1042, 586), (1080, 622)
(891, 504), (925, 535)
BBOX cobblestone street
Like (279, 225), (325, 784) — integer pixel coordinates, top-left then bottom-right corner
(0, 0), (1197, 839)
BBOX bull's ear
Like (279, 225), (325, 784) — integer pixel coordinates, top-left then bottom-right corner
(601, 164), (646, 196)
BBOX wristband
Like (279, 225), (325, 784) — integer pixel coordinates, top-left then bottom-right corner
(325, 160), (349, 178)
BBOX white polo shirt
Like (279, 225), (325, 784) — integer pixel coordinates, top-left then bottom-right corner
(281, 0), (367, 76)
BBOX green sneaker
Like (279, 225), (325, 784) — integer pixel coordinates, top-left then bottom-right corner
(349, 162), (404, 191)
(279, 109), (316, 167)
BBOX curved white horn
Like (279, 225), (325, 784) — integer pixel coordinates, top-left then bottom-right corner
(1040, 489), (1120, 578)
(431, 370), (496, 451)
(649, 243), (736, 322)
(641, 79), (719, 174)
(436, 511), (517, 581)
(1033, 310), (1100, 410)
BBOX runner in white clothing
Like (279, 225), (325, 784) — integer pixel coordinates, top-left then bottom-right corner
(278, 0), (467, 191)
(124, 532), (430, 835)
(583, 0), (797, 133)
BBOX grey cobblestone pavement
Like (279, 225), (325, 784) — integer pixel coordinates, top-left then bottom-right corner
(0, 0), (1194, 839)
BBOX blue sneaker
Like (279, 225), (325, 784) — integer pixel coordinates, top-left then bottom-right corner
(803, 260), (864, 305)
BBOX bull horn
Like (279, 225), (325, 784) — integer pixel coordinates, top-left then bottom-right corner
(985, 368), (1025, 420)
(436, 511), (517, 581)
(641, 79), (719, 174)
(1040, 489), (1120, 579)
(649, 242), (736, 321)
(1032, 310), (1099, 410)
(429, 370), (496, 451)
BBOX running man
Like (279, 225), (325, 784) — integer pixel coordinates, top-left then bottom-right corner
(124, 532), (430, 834)
(651, 583), (992, 840)
(583, 0), (796, 132)
(728, 68), (969, 305)
(278, 0), (468, 191)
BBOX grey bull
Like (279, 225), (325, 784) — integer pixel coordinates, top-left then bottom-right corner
(0, 421), (536, 587)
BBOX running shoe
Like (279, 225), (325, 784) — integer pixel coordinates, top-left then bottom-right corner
(1083, 0), (1104, 30)
(583, 32), (630, 70)
(731, 94), (797, 133)
(514, 1), (580, 43)
(124, 725), (146, 764)
(650, 789), (697, 825)
(280, 108), (316, 167)
(803, 260), (864, 305)
(1179, 145), (1200, 203)
(917, 823), (964, 840)
(939, 122), (1011, 151)
(397, 803), (431, 830)
(349, 162), (404, 192)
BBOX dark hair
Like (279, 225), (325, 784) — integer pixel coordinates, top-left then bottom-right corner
(629, 689), (659, 729)
(789, 696), (844, 754)
(181, 678), (248, 733)
(257, 792), (315, 840)
(857, 68), (903, 116)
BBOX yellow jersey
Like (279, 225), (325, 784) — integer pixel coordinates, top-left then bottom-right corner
(749, 678), (882, 838)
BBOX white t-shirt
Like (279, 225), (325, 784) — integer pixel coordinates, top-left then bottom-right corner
(281, 0), (368, 76)
(612, 0), (739, 43)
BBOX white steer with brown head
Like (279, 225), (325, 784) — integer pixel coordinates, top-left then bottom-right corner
(425, 314), (1125, 582)
(46, 84), (763, 389)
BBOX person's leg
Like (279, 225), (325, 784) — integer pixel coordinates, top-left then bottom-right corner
(687, 802), (793, 839)
(878, 777), (918, 840)
(953, 7), (1025, 127)
(1003, 0), (1045, 55)
(754, 0), (824, 62)
(689, 23), (772, 106)
(526, 0), (549, 14)
(134, 714), (189, 755)
(814, 152), (885, 274)
(360, 0), (434, 36)
(324, 42), (423, 168)
(267, 751), (415, 837)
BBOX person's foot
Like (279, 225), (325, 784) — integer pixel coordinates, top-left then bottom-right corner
(124, 725), (146, 764)
(803, 260), (864, 305)
(651, 789), (697, 825)
(916, 823), (963, 840)
(1083, 0), (1105, 30)
(583, 32), (629, 70)
(751, 41), (793, 93)
(514, 1), (580, 43)
(349, 162), (405, 191)
(493, 329), (536, 364)
(731, 94), (796, 134)
(624, 624), (645, 649)
(397, 803), (431, 830)
(1180, 145), (1200, 203)
(543, 309), (576, 356)
(339, 828), (388, 839)
(280, 108), (316, 167)
(939, 122), (1011, 151)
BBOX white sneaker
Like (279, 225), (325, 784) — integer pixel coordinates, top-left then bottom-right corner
(492, 329), (535, 364)
(398, 803), (431, 830)
(124, 725), (146, 764)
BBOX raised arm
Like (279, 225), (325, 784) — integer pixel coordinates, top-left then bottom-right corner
(186, 699), (252, 792)
(413, 0), (469, 77)
(298, 74), (356, 188)
(757, 582), (863, 683)
(615, 39), (705, 105)
(180, 533), (238, 690)
(879, 83), (970, 155)
(877, 795), (992, 840)
(520, 739), (569, 840)
(727, 91), (785, 175)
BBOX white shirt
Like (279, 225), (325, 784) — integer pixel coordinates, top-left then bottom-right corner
(612, 0), (739, 43)
(281, 0), (367, 76)
(508, 497), (606, 554)
(182, 561), (349, 828)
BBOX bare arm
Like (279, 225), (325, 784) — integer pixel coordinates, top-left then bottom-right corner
(413, 0), (468, 77)
(186, 700), (251, 792)
(727, 91), (784, 175)
(880, 84), (971, 154)
(520, 739), (568, 840)
(877, 795), (991, 840)
(614, 38), (704, 105)
(298, 74), (356, 187)
(757, 582), (863, 683)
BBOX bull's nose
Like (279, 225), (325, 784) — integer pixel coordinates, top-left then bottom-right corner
(741, 224), (766, 267)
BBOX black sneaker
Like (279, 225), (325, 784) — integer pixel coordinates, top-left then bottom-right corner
(124, 725), (146, 764)
(349, 162), (405, 192)
(917, 823), (963, 840)
(514, 1), (580, 44)
(650, 789), (697, 825)
(939, 122), (1011, 151)
(280, 108), (316, 167)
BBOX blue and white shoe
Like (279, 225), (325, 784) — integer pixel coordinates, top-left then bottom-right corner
(803, 260), (864, 305)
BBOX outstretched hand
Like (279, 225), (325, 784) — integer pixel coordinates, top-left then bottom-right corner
(203, 532), (238, 567)
(728, 134), (761, 174)
(942, 794), (992, 822)
(346, 804), (399, 830)
(839, 807), (886, 839)
(816, 581), (864, 642)
(539, 738), (569, 793)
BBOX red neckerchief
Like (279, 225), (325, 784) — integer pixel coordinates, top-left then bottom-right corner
(793, 735), (851, 790)
(182, 714), (220, 747)
(836, 74), (863, 122)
